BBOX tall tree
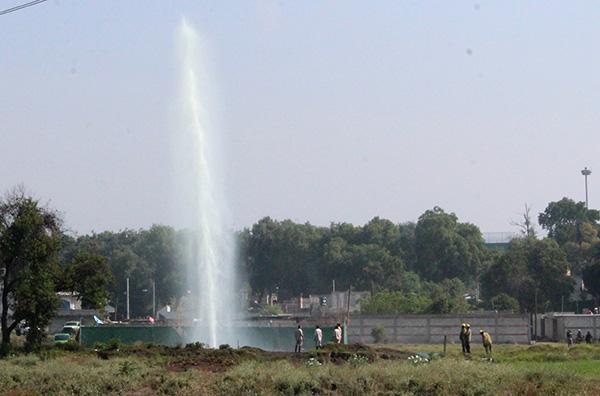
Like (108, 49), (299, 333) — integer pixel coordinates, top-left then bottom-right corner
(512, 204), (537, 239)
(0, 190), (61, 353)
(64, 252), (114, 310)
(245, 217), (325, 299)
(481, 238), (573, 312)
(135, 225), (185, 310)
(414, 207), (487, 284)
(539, 198), (600, 246)
(427, 278), (470, 314)
(358, 217), (401, 255)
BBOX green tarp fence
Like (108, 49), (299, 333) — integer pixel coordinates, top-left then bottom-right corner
(81, 325), (343, 351)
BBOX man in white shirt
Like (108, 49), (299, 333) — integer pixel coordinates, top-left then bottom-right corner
(334, 323), (342, 344)
(294, 325), (304, 353)
(314, 325), (323, 349)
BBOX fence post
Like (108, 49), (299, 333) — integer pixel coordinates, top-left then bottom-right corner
(426, 317), (431, 343)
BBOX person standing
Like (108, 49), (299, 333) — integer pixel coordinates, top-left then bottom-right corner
(566, 329), (573, 347)
(294, 325), (304, 353)
(480, 330), (492, 357)
(334, 323), (342, 344)
(459, 324), (467, 353)
(314, 325), (323, 349)
(585, 331), (593, 344)
(464, 324), (472, 354)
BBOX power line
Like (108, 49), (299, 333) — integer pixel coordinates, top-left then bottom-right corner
(0, 0), (49, 16)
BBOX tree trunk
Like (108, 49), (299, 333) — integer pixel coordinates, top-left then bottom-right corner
(1, 279), (10, 354)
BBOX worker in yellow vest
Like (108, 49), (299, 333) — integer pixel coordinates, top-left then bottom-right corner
(480, 330), (492, 356)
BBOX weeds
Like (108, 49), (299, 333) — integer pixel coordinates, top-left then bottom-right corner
(117, 360), (136, 375)
(348, 353), (369, 367)
(1, 343), (600, 395)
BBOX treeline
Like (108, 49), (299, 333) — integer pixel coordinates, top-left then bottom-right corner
(482, 198), (600, 313)
(243, 208), (489, 315)
(60, 226), (188, 318)
(6, 186), (600, 353)
(58, 198), (600, 317)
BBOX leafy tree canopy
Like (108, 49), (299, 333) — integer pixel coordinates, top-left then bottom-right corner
(0, 190), (61, 353)
(414, 207), (488, 284)
(539, 197), (600, 246)
(481, 238), (573, 312)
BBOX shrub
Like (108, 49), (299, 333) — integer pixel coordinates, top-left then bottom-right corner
(260, 304), (283, 315)
(490, 293), (520, 312)
(57, 340), (84, 352)
(117, 360), (136, 375)
(371, 325), (387, 343)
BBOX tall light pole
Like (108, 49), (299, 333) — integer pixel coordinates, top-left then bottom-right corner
(152, 280), (156, 318)
(582, 167), (592, 208)
(126, 277), (130, 321)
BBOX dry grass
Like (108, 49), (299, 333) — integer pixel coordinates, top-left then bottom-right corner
(1, 343), (600, 395)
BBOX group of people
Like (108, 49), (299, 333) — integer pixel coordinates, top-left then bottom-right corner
(294, 323), (343, 353)
(566, 329), (594, 346)
(459, 323), (493, 356)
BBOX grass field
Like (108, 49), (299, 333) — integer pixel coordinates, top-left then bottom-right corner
(1, 342), (600, 395)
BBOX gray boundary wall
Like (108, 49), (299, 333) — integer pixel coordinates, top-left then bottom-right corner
(540, 314), (600, 341)
(347, 313), (530, 344)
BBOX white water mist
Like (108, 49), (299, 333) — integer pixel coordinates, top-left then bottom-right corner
(175, 18), (238, 348)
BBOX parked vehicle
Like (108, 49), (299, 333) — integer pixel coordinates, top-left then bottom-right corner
(63, 321), (81, 331)
(53, 333), (71, 345)
(62, 321), (81, 341)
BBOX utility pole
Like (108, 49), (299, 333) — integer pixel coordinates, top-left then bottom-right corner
(126, 277), (130, 321)
(582, 167), (592, 208)
(534, 288), (538, 341)
(152, 280), (156, 318)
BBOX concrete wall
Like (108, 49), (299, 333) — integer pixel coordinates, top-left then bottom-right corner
(540, 314), (600, 341)
(347, 313), (530, 344)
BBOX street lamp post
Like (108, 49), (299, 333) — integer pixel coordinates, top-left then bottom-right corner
(126, 277), (130, 321)
(152, 280), (156, 318)
(582, 167), (592, 208)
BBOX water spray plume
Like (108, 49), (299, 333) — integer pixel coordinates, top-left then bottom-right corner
(177, 18), (238, 348)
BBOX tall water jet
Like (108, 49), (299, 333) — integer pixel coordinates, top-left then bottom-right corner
(175, 18), (238, 347)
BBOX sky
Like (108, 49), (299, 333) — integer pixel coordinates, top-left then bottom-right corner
(1, 1), (599, 235)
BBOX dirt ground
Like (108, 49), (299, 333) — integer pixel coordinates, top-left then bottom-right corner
(99, 342), (414, 373)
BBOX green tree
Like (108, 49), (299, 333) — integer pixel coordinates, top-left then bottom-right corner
(539, 198), (600, 246)
(481, 238), (573, 312)
(107, 246), (148, 318)
(246, 218), (325, 299)
(489, 293), (520, 312)
(358, 217), (401, 255)
(414, 207), (487, 284)
(360, 290), (431, 314)
(0, 190), (61, 353)
(348, 244), (406, 292)
(539, 198), (600, 274)
(582, 250), (600, 305)
(135, 225), (185, 311)
(65, 252), (114, 309)
(397, 222), (417, 270)
(427, 278), (469, 314)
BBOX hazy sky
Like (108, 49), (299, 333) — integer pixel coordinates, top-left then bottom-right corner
(1, 1), (599, 235)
